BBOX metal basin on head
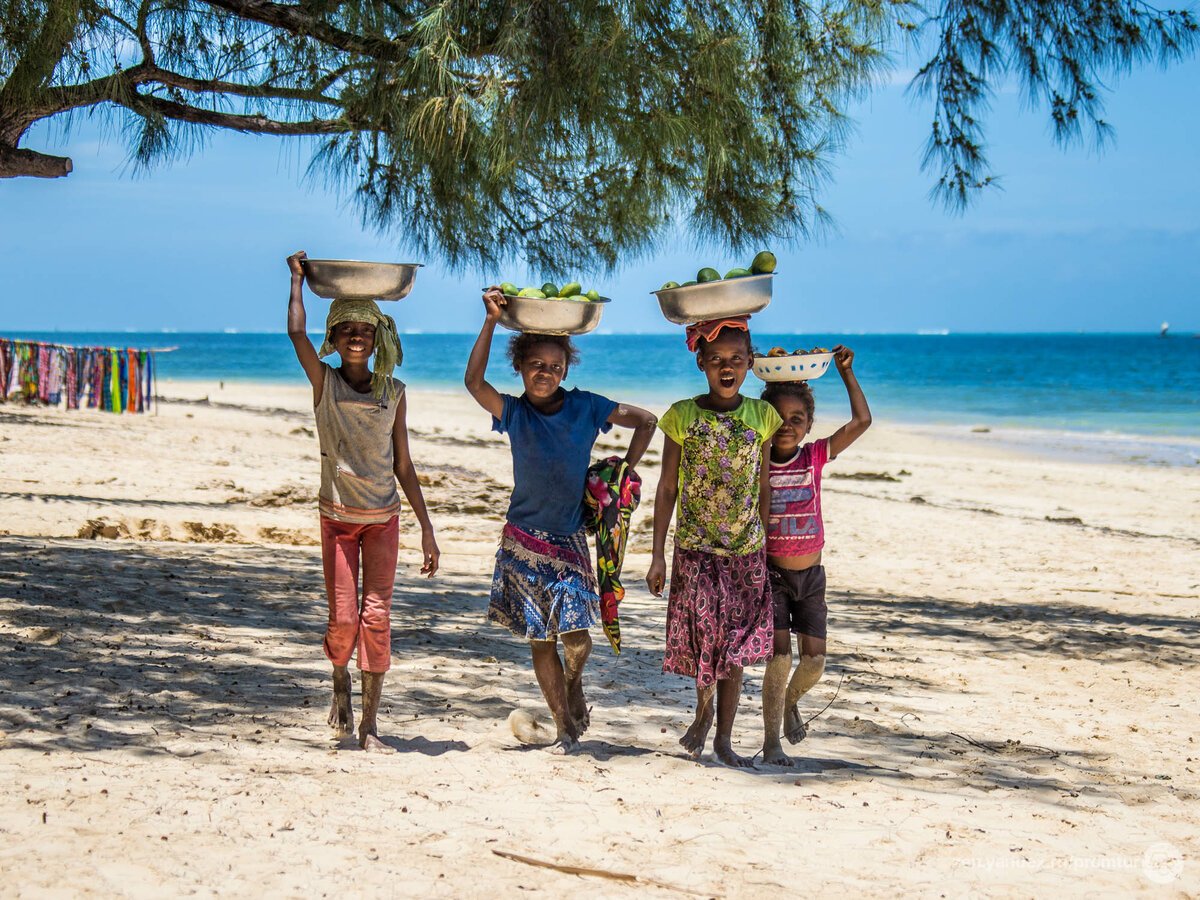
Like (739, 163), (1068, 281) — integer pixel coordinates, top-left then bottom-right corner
(301, 259), (422, 301)
(653, 273), (773, 324)
(497, 295), (611, 335)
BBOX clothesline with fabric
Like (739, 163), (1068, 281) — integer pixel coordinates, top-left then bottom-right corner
(0, 338), (172, 414)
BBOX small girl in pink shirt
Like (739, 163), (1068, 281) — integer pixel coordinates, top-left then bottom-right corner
(760, 345), (871, 766)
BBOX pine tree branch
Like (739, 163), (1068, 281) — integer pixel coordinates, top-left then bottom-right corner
(143, 66), (346, 108)
(197, 0), (413, 62)
(0, 141), (72, 178)
(127, 91), (349, 135)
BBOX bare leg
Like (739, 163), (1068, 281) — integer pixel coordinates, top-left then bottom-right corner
(761, 630), (795, 766)
(328, 664), (354, 737)
(358, 671), (393, 752)
(679, 683), (716, 760)
(784, 634), (827, 744)
(712, 667), (754, 768)
(530, 640), (579, 754)
(561, 631), (593, 735)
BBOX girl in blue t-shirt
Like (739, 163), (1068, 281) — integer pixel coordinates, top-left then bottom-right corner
(465, 287), (657, 754)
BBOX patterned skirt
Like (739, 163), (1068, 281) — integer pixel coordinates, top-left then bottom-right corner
(488, 523), (601, 641)
(663, 546), (775, 688)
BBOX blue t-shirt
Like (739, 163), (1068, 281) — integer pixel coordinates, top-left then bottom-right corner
(492, 388), (618, 536)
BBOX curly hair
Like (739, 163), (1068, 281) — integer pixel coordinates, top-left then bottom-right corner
(761, 379), (815, 423)
(507, 332), (580, 371)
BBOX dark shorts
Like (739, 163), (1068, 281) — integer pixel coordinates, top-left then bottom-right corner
(769, 564), (827, 638)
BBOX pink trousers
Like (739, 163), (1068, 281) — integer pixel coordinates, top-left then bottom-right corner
(320, 514), (399, 673)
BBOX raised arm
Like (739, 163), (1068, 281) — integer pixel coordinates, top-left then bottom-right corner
(607, 404), (658, 469)
(826, 345), (872, 459)
(463, 288), (506, 419)
(392, 392), (440, 577)
(645, 434), (681, 597)
(286, 250), (325, 404)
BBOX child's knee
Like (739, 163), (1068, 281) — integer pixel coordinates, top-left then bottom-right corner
(799, 654), (825, 683)
(772, 630), (792, 657)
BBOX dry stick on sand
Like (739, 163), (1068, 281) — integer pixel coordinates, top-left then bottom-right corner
(752, 672), (845, 764)
(492, 849), (707, 895)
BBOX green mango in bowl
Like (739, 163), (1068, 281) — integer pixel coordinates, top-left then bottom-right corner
(697, 267), (721, 283)
(750, 250), (776, 274)
(518, 287), (547, 299)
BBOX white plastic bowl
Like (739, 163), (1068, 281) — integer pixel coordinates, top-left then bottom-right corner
(752, 352), (834, 382)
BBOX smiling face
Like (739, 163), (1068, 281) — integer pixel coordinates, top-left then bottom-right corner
(331, 320), (376, 363)
(516, 341), (568, 402)
(696, 329), (751, 401)
(770, 394), (812, 456)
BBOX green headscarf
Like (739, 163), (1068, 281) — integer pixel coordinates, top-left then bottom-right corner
(318, 299), (403, 400)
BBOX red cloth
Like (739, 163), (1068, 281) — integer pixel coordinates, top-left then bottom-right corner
(684, 316), (751, 351)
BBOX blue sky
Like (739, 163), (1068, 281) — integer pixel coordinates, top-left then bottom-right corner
(1, 53), (1197, 334)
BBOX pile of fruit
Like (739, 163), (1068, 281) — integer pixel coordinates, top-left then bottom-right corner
(660, 250), (776, 290)
(763, 345), (831, 357)
(498, 281), (602, 301)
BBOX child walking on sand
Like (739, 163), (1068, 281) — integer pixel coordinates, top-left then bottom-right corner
(645, 317), (782, 768)
(465, 288), (656, 754)
(759, 345), (871, 766)
(286, 251), (440, 752)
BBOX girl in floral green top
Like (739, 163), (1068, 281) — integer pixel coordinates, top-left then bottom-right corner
(646, 318), (782, 767)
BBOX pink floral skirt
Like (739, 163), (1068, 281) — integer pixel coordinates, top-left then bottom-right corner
(663, 546), (774, 688)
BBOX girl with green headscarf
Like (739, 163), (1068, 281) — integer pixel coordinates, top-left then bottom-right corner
(286, 250), (440, 752)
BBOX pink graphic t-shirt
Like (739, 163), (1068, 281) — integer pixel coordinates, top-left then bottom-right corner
(766, 438), (829, 558)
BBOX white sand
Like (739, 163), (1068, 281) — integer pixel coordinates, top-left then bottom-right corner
(0, 380), (1196, 896)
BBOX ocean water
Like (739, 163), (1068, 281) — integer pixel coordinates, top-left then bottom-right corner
(8, 331), (1200, 460)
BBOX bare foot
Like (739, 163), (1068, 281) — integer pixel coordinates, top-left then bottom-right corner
(713, 739), (756, 769)
(784, 703), (808, 744)
(566, 677), (590, 735)
(546, 733), (581, 755)
(359, 730), (395, 753)
(328, 668), (354, 737)
(679, 704), (715, 761)
(761, 743), (795, 767)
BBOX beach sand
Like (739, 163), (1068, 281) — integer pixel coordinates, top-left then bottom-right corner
(0, 381), (1196, 896)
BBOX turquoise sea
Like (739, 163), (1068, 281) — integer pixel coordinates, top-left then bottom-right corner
(8, 331), (1200, 464)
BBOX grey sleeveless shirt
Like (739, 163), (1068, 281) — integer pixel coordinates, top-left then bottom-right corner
(314, 363), (403, 524)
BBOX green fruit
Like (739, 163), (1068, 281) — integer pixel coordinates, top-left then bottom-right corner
(724, 267), (752, 279)
(499, 282), (519, 296)
(660, 280), (680, 290)
(518, 287), (546, 299)
(559, 281), (582, 297)
(541, 282), (559, 297)
(750, 250), (777, 274)
(682, 280), (697, 286)
(697, 267), (720, 283)
(585, 289), (601, 302)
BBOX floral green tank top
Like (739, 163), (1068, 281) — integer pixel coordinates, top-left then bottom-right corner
(659, 396), (782, 556)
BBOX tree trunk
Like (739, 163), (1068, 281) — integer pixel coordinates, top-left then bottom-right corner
(0, 141), (72, 178)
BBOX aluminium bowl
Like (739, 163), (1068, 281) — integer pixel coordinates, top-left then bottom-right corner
(752, 351), (834, 382)
(652, 273), (773, 325)
(301, 259), (422, 301)
(497, 295), (611, 335)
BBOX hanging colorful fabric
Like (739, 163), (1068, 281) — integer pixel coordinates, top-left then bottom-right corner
(582, 456), (643, 654)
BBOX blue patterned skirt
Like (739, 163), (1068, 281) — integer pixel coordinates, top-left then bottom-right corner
(488, 523), (601, 641)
